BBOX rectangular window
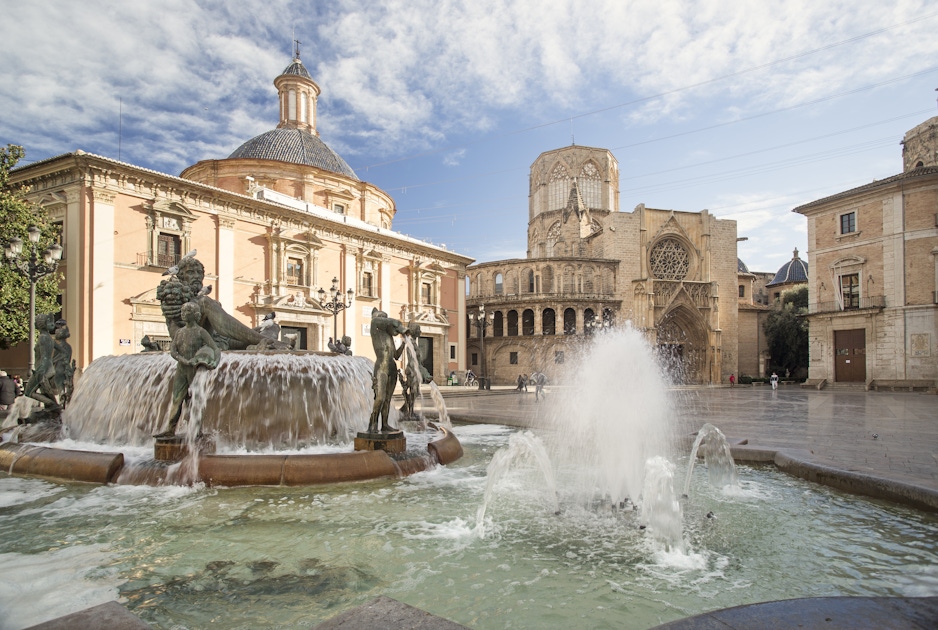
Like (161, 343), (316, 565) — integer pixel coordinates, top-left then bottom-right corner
(421, 282), (432, 304)
(334, 204), (345, 215)
(450, 344), (457, 360)
(362, 271), (374, 297)
(840, 211), (856, 234)
(471, 353), (478, 366)
(738, 285), (745, 298)
(510, 352), (518, 364)
(286, 257), (304, 285)
(840, 273), (860, 309)
(157, 233), (181, 267)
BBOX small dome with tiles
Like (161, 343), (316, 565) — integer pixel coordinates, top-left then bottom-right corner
(228, 128), (358, 180)
(767, 248), (808, 287)
(226, 52), (358, 180)
(738, 258), (750, 273)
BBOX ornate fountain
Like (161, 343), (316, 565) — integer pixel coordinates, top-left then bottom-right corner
(0, 255), (462, 486)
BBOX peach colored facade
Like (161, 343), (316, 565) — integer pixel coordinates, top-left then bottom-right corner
(1, 54), (472, 383)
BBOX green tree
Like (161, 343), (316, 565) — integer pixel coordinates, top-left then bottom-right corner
(763, 285), (809, 378)
(0, 145), (62, 350)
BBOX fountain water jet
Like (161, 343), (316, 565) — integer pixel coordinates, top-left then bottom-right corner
(683, 422), (738, 497)
(536, 325), (676, 509)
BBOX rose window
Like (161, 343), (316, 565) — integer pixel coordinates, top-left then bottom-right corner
(649, 238), (689, 280)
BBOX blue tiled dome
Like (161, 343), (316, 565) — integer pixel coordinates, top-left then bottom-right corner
(767, 248), (808, 287)
(228, 128), (359, 181)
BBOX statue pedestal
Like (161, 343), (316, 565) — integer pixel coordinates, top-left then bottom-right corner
(354, 430), (406, 454)
(154, 435), (216, 462)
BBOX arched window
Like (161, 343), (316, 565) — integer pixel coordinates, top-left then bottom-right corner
(542, 266), (554, 293)
(563, 266), (575, 293)
(584, 308), (596, 334)
(547, 221), (562, 257)
(288, 89), (297, 120)
(583, 267), (594, 293)
(493, 311), (504, 337)
(525, 269), (535, 293)
(579, 162), (602, 209)
(602, 308), (614, 326)
(494, 273), (504, 295)
(542, 308), (556, 335)
(507, 310), (519, 336)
(547, 164), (569, 211)
(300, 91), (307, 123)
(465, 275), (471, 297)
(522, 309), (535, 335)
(563, 308), (577, 335)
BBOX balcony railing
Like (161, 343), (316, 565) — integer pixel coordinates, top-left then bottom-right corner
(808, 295), (885, 314)
(138, 252), (180, 268)
(468, 290), (616, 302)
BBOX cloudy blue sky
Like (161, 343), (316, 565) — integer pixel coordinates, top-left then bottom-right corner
(2, 0), (936, 273)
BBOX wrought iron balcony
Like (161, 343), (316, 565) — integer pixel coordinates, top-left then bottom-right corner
(807, 295), (886, 314)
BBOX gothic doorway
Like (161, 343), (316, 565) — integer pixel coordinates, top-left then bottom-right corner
(656, 305), (709, 384)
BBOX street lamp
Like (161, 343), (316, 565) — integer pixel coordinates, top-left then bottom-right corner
(4, 226), (63, 375)
(317, 276), (354, 344)
(469, 304), (494, 390)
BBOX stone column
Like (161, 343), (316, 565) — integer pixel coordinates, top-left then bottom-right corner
(91, 189), (115, 359)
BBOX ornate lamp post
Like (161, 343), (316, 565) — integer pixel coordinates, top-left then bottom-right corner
(469, 304), (494, 390)
(4, 226), (63, 375)
(317, 276), (354, 343)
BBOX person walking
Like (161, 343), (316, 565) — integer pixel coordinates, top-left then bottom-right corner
(516, 374), (525, 392)
(729, 374), (736, 387)
(534, 372), (547, 402)
(0, 371), (17, 411)
(770, 372), (779, 390)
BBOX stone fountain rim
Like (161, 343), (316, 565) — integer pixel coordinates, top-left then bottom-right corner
(0, 424), (463, 487)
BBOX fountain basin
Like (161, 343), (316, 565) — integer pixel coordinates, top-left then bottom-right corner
(0, 426), (462, 487)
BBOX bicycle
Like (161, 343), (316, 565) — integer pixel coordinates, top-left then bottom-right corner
(464, 373), (478, 388)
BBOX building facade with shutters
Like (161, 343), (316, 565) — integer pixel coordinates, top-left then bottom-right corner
(794, 115), (938, 388)
(465, 145), (739, 385)
(2, 52), (472, 382)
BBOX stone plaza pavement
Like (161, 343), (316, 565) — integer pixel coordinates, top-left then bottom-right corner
(436, 384), (938, 509)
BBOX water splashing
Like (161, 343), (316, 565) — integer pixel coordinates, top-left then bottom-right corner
(62, 352), (375, 450)
(683, 423), (738, 497)
(540, 325), (676, 507)
(475, 431), (558, 538)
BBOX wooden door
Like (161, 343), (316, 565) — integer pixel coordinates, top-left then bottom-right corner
(834, 329), (866, 382)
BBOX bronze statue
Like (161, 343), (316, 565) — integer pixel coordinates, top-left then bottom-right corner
(398, 323), (430, 420)
(157, 256), (289, 350)
(140, 335), (161, 352)
(155, 301), (220, 437)
(366, 309), (410, 433)
(52, 319), (74, 408)
(24, 313), (59, 409)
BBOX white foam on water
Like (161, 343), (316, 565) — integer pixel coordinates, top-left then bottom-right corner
(0, 477), (64, 509)
(0, 543), (122, 630)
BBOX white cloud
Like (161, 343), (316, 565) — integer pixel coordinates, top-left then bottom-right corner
(1, 0), (936, 174)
